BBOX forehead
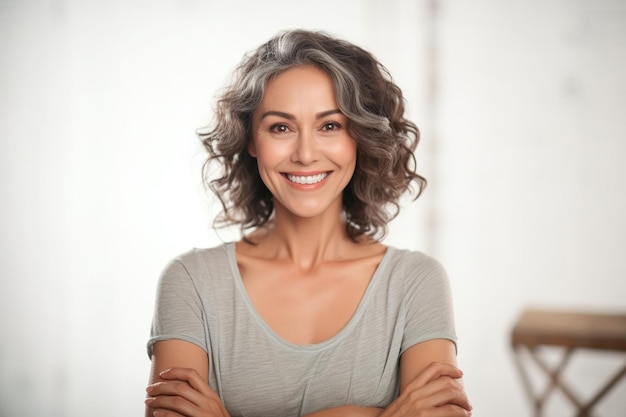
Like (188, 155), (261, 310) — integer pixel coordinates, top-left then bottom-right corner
(259, 65), (338, 109)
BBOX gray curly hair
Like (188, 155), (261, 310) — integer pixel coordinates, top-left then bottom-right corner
(199, 29), (426, 241)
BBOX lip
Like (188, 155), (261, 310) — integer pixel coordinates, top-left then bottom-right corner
(281, 171), (331, 190)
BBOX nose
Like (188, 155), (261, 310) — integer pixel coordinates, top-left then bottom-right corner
(291, 129), (319, 165)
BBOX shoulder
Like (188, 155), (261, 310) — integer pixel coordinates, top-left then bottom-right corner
(385, 247), (448, 279)
(379, 247), (451, 299)
(159, 242), (235, 285)
(167, 242), (233, 267)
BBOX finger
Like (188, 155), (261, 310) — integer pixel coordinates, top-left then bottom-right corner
(159, 367), (215, 398)
(145, 394), (198, 417)
(429, 403), (473, 417)
(439, 403), (472, 417)
(147, 380), (203, 402)
(392, 376), (471, 415)
(146, 403), (186, 417)
(146, 393), (227, 417)
(407, 362), (464, 390)
(426, 376), (472, 411)
(147, 374), (226, 417)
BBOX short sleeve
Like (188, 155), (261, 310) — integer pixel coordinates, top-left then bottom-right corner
(400, 252), (457, 354)
(147, 258), (208, 358)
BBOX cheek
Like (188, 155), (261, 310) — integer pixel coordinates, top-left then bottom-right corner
(254, 141), (292, 166)
(343, 142), (358, 178)
(333, 139), (357, 166)
(254, 146), (275, 167)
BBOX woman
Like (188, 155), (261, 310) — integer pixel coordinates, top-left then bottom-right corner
(145, 30), (472, 417)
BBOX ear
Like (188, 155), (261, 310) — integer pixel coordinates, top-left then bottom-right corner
(247, 140), (257, 158)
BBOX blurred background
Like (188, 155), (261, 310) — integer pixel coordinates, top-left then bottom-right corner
(1, 0), (625, 416)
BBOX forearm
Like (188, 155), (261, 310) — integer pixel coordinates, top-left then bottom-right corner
(302, 405), (384, 417)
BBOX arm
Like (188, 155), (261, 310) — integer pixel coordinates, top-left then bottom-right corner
(380, 339), (472, 417)
(302, 339), (469, 417)
(145, 339), (230, 417)
(399, 338), (459, 391)
(146, 341), (381, 417)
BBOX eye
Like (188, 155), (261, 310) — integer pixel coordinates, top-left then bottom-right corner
(269, 123), (291, 134)
(321, 122), (342, 132)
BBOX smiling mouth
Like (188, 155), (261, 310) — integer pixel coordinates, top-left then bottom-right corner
(284, 172), (329, 185)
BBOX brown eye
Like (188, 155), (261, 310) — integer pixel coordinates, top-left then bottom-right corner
(270, 123), (290, 134)
(321, 122), (341, 131)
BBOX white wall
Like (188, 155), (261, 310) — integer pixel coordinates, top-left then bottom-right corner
(434, 1), (626, 416)
(1, 1), (624, 416)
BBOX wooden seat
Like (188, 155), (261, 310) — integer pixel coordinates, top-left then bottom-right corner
(511, 308), (626, 417)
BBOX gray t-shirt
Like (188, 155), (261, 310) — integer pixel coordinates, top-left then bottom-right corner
(148, 242), (456, 417)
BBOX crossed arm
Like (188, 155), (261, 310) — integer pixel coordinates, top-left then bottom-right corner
(145, 339), (471, 417)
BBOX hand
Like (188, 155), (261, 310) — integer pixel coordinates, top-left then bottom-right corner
(381, 362), (472, 417)
(145, 367), (231, 417)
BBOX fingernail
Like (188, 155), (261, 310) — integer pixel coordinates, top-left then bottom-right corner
(159, 369), (169, 376)
(144, 397), (155, 404)
(145, 384), (155, 394)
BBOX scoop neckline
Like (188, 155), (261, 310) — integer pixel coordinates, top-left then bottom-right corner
(223, 241), (395, 352)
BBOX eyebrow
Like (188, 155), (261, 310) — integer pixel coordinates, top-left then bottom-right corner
(259, 109), (342, 121)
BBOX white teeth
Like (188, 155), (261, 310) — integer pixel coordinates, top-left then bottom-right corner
(286, 173), (328, 185)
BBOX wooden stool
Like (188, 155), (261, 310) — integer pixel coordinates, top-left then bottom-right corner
(511, 308), (626, 417)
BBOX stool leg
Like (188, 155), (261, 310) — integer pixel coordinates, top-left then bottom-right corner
(512, 345), (543, 417)
(536, 347), (573, 407)
(514, 345), (605, 416)
(512, 345), (576, 416)
(526, 347), (588, 413)
(575, 362), (626, 417)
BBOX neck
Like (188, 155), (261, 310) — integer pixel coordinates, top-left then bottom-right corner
(253, 202), (356, 271)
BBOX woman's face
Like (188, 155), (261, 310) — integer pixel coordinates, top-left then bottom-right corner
(249, 65), (357, 220)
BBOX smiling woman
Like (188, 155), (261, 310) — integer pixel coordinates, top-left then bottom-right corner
(145, 29), (471, 417)
(248, 66), (357, 220)
(201, 30), (425, 241)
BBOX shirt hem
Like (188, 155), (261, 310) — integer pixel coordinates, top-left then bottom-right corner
(147, 334), (208, 358)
